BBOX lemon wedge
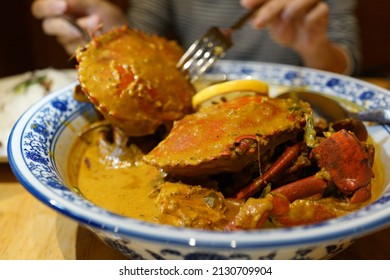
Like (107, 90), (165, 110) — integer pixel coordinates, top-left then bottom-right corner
(192, 79), (269, 109)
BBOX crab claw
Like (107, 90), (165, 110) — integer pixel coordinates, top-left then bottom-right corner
(330, 118), (368, 142)
(311, 129), (374, 203)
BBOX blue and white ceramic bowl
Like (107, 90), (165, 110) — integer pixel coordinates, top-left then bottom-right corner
(8, 61), (390, 259)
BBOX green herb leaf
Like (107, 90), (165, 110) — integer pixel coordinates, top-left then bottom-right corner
(12, 75), (48, 94)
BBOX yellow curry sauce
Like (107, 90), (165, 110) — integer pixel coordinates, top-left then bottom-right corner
(67, 132), (242, 229)
(68, 135), (164, 223)
(67, 129), (384, 229)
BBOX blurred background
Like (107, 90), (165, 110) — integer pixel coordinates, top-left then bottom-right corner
(0, 0), (389, 79)
(0, 0), (128, 78)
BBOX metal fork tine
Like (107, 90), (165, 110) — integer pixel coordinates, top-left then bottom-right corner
(61, 14), (91, 42)
(178, 27), (232, 81)
(177, 41), (201, 70)
(177, 7), (261, 82)
(178, 29), (223, 70)
(179, 46), (218, 81)
(192, 45), (225, 79)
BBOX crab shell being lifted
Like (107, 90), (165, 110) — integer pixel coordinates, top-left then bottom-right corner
(76, 26), (195, 136)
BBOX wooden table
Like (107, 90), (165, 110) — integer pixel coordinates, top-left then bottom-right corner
(1, 77), (390, 260)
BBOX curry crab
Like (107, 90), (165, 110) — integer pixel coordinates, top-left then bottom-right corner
(71, 26), (375, 231)
(143, 95), (311, 177)
(143, 93), (375, 230)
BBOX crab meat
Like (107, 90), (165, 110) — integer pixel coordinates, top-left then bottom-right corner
(155, 182), (241, 230)
(143, 95), (311, 177)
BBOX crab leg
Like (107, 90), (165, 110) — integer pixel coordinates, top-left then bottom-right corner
(229, 177), (329, 230)
(272, 175), (328, 202)
(235, 143), (302, 200)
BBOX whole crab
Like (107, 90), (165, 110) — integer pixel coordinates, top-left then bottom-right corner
(143, 95), (311, 176)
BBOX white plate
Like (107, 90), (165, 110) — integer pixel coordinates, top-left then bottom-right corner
(0, 68), (77, 162)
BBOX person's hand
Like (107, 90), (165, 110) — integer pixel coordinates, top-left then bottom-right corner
(31, 0), (127, 55)
(240, 0), (350, 74)
(241, 0), (328, 53)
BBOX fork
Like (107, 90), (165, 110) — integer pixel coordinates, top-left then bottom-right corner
(61, 14), (92, 42)
(177, 7), (260, 82)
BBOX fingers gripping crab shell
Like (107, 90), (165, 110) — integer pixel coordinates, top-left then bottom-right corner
(75, 26), (195, 136)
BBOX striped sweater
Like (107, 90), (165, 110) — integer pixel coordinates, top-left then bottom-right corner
(127, 0), (360, 75)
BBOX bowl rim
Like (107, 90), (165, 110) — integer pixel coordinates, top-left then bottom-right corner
(7, 61), (390, 249)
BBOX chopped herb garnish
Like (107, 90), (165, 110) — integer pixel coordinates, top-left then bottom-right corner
(12, 75), (51, 94)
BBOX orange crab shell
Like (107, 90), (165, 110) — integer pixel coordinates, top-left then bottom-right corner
(76, 26), (195, 136)
(143, 95), (311, 177)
